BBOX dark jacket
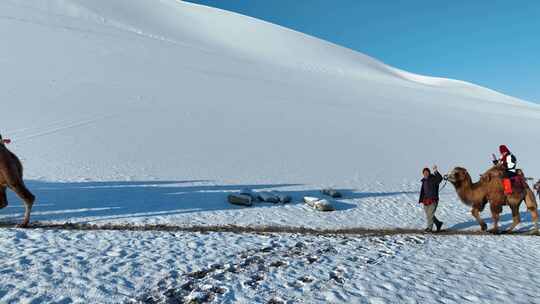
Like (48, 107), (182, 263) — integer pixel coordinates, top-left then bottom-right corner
(419, 171), (443, 203)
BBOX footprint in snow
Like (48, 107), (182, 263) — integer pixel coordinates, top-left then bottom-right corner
(298, 276), (315, 284)
(329, 271), (344, 284)
(187, 269), (212, 279)
(267, 298), (287, 304)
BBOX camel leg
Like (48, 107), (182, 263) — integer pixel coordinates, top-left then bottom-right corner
(8, 182), (35, 228)
(471, 208), (487, 231)
(0, 186), (7, 209)
(489, 204), (503, 234)
(505, 204), (520, 233)
(524, 189), (539, 235)
(529, 210), (539, 235)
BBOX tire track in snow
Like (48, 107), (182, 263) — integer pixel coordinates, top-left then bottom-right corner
(11, 114), (116, 143)
(6, 116), (94, 137)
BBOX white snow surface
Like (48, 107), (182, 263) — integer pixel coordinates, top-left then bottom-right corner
(1, 229), (539, 303)
(1, 1), (540, 303)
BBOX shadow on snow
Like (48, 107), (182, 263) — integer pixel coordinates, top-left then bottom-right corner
(2, 181), (535, 231)
(0, 181), (417, 224)
(450, 210), (536, 232)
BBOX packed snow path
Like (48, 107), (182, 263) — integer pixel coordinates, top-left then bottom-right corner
(1, 222), (539, 237)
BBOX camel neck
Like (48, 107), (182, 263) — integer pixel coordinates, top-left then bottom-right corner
(456, 176), (476, 202)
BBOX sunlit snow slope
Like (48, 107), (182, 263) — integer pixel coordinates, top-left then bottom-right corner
(2, 0), (539, 184)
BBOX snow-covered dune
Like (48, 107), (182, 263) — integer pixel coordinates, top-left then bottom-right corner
(2, 0), (539, 185)
(3, 2), (540, 303)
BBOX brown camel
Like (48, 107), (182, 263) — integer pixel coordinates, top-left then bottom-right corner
(447, 166), (539, 234)
(0, 134), (35, 227)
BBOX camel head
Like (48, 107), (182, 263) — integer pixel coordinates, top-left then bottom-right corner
(447, 167), (490, 208)
(446, 167), (472, 187)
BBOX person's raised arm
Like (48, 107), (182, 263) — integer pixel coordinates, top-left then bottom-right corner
(433, 165), (443, 183)
(492, 153), (499, 165)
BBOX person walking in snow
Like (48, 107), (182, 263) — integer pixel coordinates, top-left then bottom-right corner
(419, 165), (444, 232)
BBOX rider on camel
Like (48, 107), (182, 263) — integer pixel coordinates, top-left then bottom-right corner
(492, 145), (518, 195)
(1, 136), (10, 146)
(492, 145), (517, 174)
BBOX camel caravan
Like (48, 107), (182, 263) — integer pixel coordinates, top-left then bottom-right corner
(0, 133), (539, 235)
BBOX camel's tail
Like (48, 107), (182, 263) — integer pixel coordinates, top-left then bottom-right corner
(524, 187), (539, 233)
(525, 188), (538, 211)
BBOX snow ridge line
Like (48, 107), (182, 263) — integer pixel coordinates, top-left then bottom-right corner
(0, 222), (537, 237)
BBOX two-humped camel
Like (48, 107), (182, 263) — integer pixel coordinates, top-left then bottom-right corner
(447, 165), (538, 234)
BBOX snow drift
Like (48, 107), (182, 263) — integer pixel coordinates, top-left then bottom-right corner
(2, 0), (539, 185)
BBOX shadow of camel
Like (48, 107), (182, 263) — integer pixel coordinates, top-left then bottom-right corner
(0, 181), (419, 224)
(450, 210), (536, 231)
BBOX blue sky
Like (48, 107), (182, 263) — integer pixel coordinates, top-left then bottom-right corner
(186, 0), (539, 103)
